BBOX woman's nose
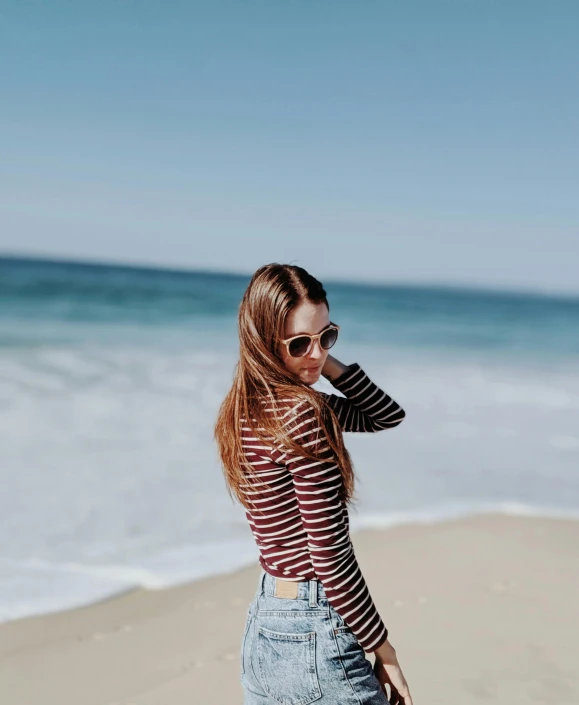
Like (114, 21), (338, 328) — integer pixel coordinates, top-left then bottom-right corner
(308, 339), (324, 359)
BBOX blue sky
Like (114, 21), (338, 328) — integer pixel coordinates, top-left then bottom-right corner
(1, 1), (578, 293)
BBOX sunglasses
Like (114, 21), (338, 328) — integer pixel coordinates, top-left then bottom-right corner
(280, 323), (340, 358)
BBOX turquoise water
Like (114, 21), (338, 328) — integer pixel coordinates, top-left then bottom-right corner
(2, 255), (579, 357)
(1, 255), (578, 622)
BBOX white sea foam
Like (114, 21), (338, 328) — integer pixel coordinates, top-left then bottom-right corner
(1, 340), (578, 622)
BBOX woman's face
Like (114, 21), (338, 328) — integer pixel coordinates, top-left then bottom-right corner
(279, 300), (331, 384)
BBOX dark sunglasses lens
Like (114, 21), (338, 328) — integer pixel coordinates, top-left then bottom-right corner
(288, 336), (311, 357)
(320, 327), (338, 349)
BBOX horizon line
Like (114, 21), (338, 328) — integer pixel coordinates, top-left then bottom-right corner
(2, 250), (578, 303)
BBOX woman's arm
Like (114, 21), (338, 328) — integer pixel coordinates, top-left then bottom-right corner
(320, 354), (405, 433)
(278, 399), (389, 653)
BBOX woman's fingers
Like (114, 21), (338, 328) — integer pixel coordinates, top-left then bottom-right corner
(374, 659), (397, 702)
(373, 658), (389, 695)
(374, 659), (412, 705)
(396, 682), (413, 705)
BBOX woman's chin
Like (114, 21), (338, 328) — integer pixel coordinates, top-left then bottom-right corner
(301, 367), (322, 383)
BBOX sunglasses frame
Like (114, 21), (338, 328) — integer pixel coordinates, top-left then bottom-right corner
(280, 322), (340, 358)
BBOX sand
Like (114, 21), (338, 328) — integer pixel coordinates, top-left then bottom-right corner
(1, 514), (577, 705)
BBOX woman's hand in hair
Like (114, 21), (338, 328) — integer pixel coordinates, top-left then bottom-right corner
(321, 354), (350, 382)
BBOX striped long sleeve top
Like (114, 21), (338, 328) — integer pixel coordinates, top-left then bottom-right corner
(239, 362), (405, 652)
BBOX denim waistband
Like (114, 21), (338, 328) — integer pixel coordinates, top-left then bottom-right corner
(258, 569), (327, 606)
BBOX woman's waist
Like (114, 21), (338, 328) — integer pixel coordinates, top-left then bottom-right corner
(258, 566), (328, 603)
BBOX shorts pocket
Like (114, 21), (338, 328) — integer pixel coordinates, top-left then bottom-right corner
(332, 619), (364, 658)
(329, 604), (356, 638)
(333, 624), (353, 635)
(329, 604), (364, 655)
(257, 626), (322, 705)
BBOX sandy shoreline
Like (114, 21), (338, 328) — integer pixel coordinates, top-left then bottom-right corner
(1, 514), (577, 705)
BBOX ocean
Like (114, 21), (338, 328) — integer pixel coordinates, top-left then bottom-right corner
(1, 255), (578, 622)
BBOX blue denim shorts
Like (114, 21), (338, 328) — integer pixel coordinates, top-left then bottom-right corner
(240, 569), (390, 705)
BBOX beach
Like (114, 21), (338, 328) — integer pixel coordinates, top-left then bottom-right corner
(3, 0), (579, 699)
(2, 260), (579, 704)
(1, 513), (577, 705)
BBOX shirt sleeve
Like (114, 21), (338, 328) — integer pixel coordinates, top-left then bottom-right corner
(280, 399), (389, 653)
(320, 362), (405, 433)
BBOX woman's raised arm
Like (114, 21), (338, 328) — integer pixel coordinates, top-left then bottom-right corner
(320, 357), (405, 433)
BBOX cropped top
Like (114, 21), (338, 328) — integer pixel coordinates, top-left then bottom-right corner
(239, 362), (405, 652)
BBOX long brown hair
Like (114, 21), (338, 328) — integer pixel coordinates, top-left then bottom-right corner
(214, 263), (357, 513)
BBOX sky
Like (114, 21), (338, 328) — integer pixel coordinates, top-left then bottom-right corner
(1, 1), (578, 294)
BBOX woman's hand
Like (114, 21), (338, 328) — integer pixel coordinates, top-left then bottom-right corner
(372, 639), (413, 705)
(321, 354), (349, 382)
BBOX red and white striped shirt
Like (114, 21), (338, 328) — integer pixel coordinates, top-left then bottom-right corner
(239, 362), (405, 652)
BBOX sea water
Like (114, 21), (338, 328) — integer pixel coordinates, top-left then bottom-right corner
(1, 256), (578, 621)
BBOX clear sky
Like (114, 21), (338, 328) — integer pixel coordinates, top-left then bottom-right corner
(1, 1), (578, 293)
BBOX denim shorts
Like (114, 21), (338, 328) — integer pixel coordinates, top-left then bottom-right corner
(240, 569), (390, 705)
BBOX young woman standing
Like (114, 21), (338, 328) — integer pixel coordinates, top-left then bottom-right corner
(215, 264), (413, 705)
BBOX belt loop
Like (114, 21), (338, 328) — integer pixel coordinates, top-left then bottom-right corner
(308, 578), (318, 608)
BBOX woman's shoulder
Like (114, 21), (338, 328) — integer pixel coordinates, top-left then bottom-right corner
(251, 391), (326, 444)
(268, 387), (326, 412)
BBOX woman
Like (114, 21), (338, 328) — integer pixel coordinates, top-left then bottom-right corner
(214, 263), (413, 705)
